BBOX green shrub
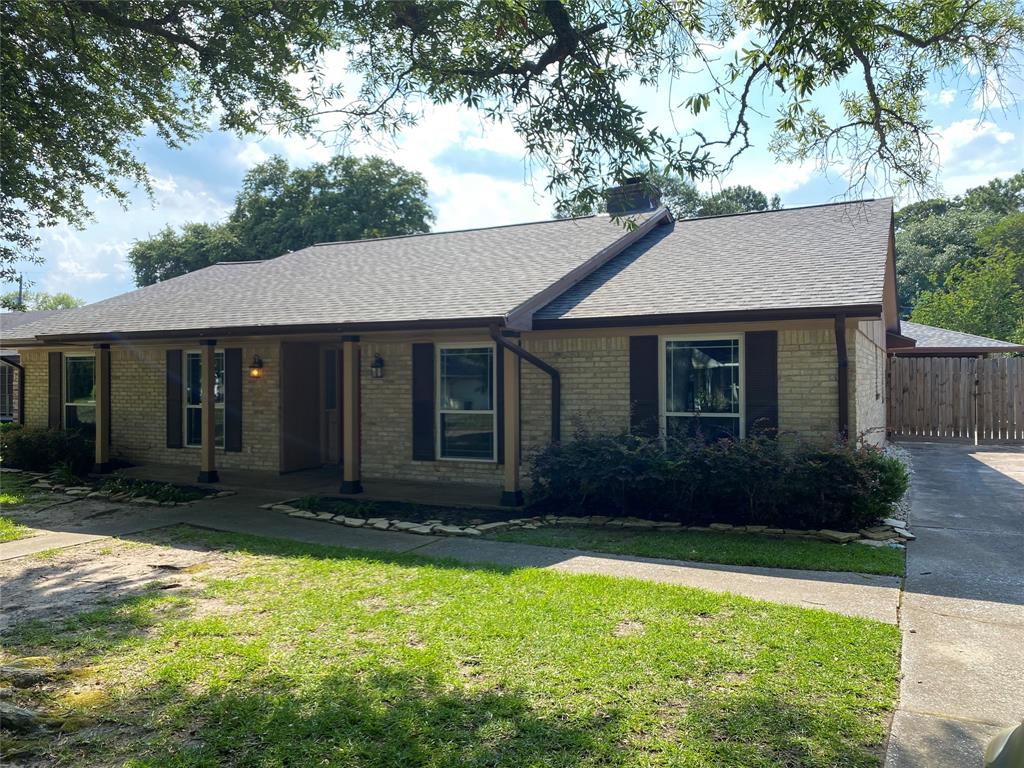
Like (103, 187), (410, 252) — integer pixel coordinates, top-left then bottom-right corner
(528, 430), (910, 531)
(0, 425), (94, 475)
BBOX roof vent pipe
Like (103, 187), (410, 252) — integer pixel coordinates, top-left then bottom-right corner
(605, 178), (661, 215)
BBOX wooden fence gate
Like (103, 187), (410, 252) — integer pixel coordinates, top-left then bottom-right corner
(887, 356), (1024, 443)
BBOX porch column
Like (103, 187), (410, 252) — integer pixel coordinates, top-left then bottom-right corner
(501, 342), (523, 506)
(197, 339), (219, 483)
(93, 343), (112, 473)
(340, 336), (362, 494)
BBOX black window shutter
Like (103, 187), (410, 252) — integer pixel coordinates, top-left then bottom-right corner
(165, 350), (183, 449)
(411, 343), (435, 460)
(495, 344), (505, 464)
(224, 348), (243, 452)
(744, 331), (779, 436)
(100, 349), (112, 447)
(629, 336), (659, 437)
(47, 351), (62, 429)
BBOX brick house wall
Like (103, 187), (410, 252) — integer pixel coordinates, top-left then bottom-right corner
(18, 342), (281, 471)
(360, 340), (503, 486)
(850, 319), (887, 445)
(15, 318), (887, 485)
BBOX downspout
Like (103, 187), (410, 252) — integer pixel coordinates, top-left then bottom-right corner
(834, 314), (849, 441)
(489, 326), (561, 443)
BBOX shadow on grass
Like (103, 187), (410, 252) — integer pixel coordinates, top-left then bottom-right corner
(2, 525), (895, 767)
(118, 666), (628, 767)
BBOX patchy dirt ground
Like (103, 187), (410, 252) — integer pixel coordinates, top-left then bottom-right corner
(0, 530), (241, 633)
(1, 493), (174, 537)
(1, 529), (245, 766)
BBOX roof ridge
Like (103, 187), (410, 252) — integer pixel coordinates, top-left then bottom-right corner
(309, 212), (621, 247)
(678, 197), (889, 223)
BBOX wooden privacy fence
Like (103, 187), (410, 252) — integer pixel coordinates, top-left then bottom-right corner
(888, 356), (1024, 443)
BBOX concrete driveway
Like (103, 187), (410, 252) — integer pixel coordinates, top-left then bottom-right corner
(886, 443), (1024, 768)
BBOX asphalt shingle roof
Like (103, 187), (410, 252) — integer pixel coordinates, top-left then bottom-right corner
(6, 213), (657, 341)
(900, 321), (1023, 351)
(6, 199), (896, 343)
(535, 199), (893, 322)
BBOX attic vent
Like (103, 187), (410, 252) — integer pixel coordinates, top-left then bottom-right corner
(605, 178), (661, 215)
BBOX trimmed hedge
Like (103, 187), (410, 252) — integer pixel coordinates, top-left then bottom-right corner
(0, 424), (95, 476)
(528, 430), (908, 532)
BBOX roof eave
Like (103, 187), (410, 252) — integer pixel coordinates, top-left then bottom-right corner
(532, 304), (885, 330)
(33, 316), (510, 344)
(890, 345), (1024, 356)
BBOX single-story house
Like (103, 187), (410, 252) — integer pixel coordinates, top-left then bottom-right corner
(5, 188), (900, 505)
(1, 310), (68, 423)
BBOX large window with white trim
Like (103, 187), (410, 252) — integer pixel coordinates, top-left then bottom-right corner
(64, 354), (96, 428)
(662, 337), (743, 440)
(185, 350), (225, 448)
(437, 345), (495, 461)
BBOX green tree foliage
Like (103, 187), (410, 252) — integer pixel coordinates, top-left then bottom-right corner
(127, 155), (433, 285)
(1, 0), (333, 282)
(911, 251), (1024, 343)
(895, 170), (1024, 306)
(127, 223), (245, 288)
(0, 290), (85, 311)
(696, 185), (782, 217)
(556, 173), (781, 219)
(229, 155), (434, 260)
(4, 0), (1022, 282)
(895, 209), (999, 306)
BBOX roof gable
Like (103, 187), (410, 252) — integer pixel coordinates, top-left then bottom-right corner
(535, 199), (894, 324)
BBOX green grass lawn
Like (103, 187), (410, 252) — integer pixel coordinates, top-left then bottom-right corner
(3, 527), (900, 767)
(0, 514), (33, 542)
(491, 525), (905, 576)
(0, 474), (36, 541)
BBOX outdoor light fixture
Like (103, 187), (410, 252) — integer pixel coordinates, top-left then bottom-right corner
(249, 354), (265, 379)
(371, 353), (385, 379)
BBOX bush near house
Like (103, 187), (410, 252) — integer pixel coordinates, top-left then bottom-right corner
(529, 431), (908, 531)
(0, 424), (94, 476)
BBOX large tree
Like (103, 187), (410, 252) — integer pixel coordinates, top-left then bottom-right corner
(894, 170), (1024, 306)
(911, 250), (1024, 343)
(3, 0), (1023, 281)
(127, 155), (433, 285)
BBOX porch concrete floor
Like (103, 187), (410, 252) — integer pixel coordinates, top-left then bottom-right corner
(114, 464), (513, 509)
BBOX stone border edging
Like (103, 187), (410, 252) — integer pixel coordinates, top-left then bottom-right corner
(260, 499), (914, 547)
(1, 467), (236, 507)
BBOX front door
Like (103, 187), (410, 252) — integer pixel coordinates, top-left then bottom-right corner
(321, 347), (340, 464)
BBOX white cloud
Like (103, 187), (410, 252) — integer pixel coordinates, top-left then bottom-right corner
(236, 141), (269, 168)
(938, 89), (957, 106)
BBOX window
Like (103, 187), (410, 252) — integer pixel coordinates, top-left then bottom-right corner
(0, 363), (14, 422)
(663, 337), (743, 440)
(64, 355), (96, 428)
(437, 345), (495, 460)
(185, 351), (225, 448)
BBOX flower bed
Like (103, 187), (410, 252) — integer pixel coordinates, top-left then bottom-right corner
(1, 468), (234, 507)
(263, 499), (914, 547)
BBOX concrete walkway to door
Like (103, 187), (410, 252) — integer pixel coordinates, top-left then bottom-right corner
(885, 443), (1024, 768)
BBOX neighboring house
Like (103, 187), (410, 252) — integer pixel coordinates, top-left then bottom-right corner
(888, 321), (1024, 356)
(6, 188), (901, 505)
(1, 310), (67, 423)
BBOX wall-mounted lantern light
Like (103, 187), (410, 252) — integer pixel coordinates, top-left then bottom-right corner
(249, 354), (265, 379)
(370, 353), (385, 379)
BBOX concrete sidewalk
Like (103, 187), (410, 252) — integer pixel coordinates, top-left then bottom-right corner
(885, 443), (1024, 768)
(1, 490), (900, 623)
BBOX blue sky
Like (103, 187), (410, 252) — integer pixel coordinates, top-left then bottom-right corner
(16, 53), (1023, 305)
